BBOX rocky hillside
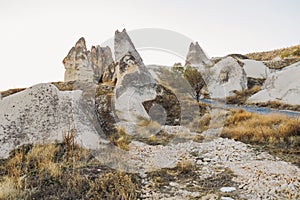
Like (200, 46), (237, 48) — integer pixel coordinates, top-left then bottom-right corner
(246, 45), (300, 61)
(246, 45), (300, 69)
(1, 30), (300, 199)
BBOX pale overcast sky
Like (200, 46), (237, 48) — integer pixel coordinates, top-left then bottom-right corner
(0, 0), (299, 90)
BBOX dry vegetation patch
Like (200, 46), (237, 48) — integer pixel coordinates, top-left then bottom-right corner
(225, 85), (261, 105)
(222, 109), (300, 166)
(0, 129), (141, 199)
(249, 100), (300, 112)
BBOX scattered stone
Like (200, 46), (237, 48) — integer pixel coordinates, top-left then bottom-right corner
(221, 197), (234, 200)
(220, 187), (236, 193)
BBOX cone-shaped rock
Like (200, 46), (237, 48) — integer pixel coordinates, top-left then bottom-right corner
(89, 45), (115, 83)
(63, 37), (94, 82)
(114, 29), (156, 124)
(63, 38), (115, 83)
(185, 42), (213, 68)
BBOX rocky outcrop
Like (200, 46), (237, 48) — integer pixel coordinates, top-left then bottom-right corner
(185, 42), (213, 68)
(63, 38), (115, 83)
(242, 59), (270, 79)
(114, 29), (143, 66)
(89, 45), (115, 83)
(113, 29), (156, 124)
(248, 61), (300, 105)
(201, 57), (247, 99)
(143, 84), (181, 126)
(0, 83), (108, 159)
(63, 37), (94, 82)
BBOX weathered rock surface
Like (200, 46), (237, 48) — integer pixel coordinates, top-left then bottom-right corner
(185, 42), (213, 68)
(114, 29), (156, 124)
(248, 61), (300, 105)
(89, 45), (115, 83)
(63, 37), (94, 82)
(0, 83), (108, 159)
(242, 59), (270, 79)
(201, 57), (248, 99)
(63, 38), (115, 83)
(114, 29), (143, 66)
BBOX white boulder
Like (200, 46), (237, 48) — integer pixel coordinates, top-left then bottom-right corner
(248, 62), (300, 105)
(242, 59), (270, 79)
(0, 83), (108, 159)
(201, 57), (247, 99)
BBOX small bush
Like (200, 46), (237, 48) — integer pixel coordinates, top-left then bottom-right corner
(88, 172), (140, 199)
(226, 85), (261, 105)
(109, 128), (132, 151)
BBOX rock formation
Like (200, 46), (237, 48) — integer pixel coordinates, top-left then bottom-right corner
(89, 45), (115, 83)
(63, 38), (115, 83)
(113, 29), (157, 124)
(201, 57), (247, 99)
(248, 61), (300, 105)
(63, 37), (94, 82)
(185, 42), (213, 68)
(238, 59), (270, 89)
(242, 59), (270, 79)
(0, 83), (108, 159)
(114, 29), (143, 66)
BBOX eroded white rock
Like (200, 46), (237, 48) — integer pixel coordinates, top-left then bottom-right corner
(242, 59), (270, 79)
(114, 29), (156, 123)
(201, 57), (247, 99)
(248, 61), (300, 105)
(0, 83), (108, 159)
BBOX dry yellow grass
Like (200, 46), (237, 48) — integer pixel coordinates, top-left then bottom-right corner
(0, 176), (19, 199)
(246, 45), (300, 61)
(222, 109), (300, 146)
(88, 172), (139, 199)
(109, 127), (132, 151)
(26, 144), (61, 178)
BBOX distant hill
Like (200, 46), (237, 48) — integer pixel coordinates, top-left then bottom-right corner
(246, 45), (300, 61)
(245, 45), (300, 69)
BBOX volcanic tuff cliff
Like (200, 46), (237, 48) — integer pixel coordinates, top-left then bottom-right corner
(63, 37), (115, 83)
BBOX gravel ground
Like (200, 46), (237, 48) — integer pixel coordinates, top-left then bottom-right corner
(119, 126), (300, 199)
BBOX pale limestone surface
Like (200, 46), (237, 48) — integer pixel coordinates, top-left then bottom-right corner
(248, 61), (300, 105)
(201, 57), (247, 99)
(0, 83), (108, 158)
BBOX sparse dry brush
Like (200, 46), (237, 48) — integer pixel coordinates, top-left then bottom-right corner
(221, 109), (300, 166)
(226, 85), (261, 105)
(109, 127), (132, 151)
(222, 109), (300, 146)
(250, 100), (300, 112)
(0, 129), (141, 199)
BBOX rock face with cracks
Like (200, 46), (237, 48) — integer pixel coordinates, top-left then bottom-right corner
(63, 37), (94, 83)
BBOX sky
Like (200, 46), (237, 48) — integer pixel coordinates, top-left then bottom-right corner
(0, 0), (299, 91)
